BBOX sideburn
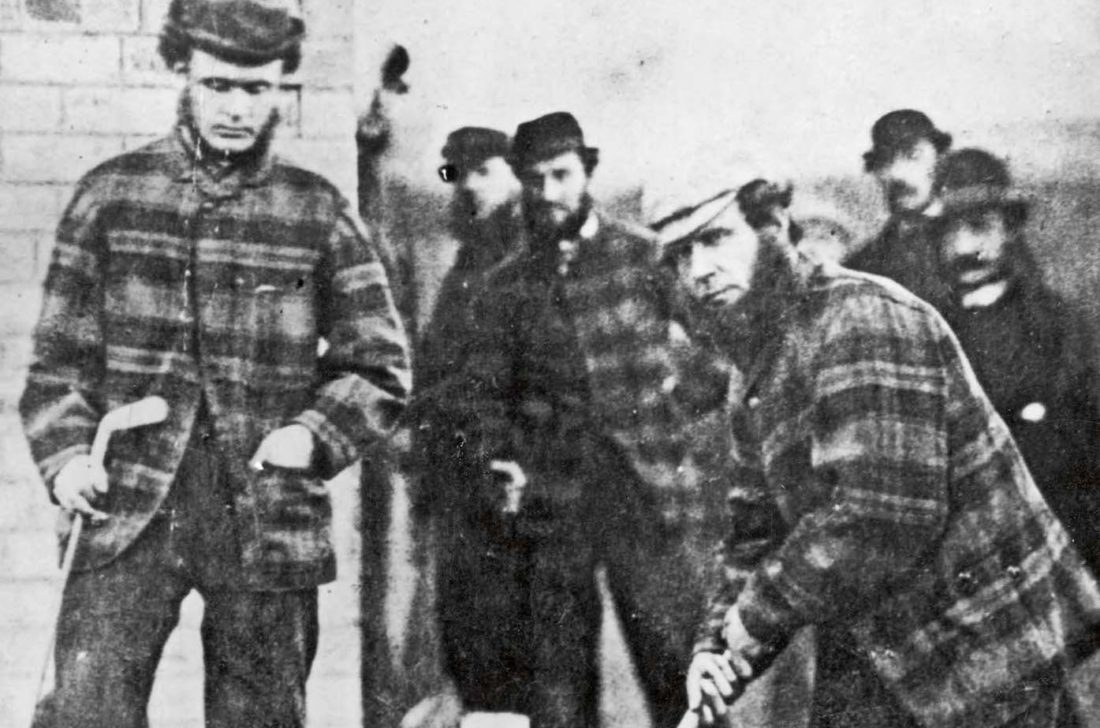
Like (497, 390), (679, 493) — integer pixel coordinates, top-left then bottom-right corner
(176, 89), (281, 167)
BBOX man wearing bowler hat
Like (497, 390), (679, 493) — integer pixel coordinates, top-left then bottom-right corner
(846, 109), (954, 309)
(418, 111), (708, 726)
(19, 1), (410, 726)
(930, 148), (1100, 579)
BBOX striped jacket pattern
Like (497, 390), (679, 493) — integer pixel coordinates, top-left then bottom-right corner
(20, 131), (410, 588)
(696, 260), (1100, 727)
(420, 210), (693, 521)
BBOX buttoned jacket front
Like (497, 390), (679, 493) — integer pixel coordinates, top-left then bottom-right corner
(20, 131), (410, 588)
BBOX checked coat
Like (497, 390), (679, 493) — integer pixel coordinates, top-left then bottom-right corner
(420, 209), (721, 727)
(694, 257), (1100, 727)
(20, 130), (410, 589)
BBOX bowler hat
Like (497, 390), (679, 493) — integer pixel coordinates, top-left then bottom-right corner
(863, 109), (952, 172)
(936, 148), (1028, 224)
(438, 127), (510, 183)
(508, 111), (598, 171)
(161, 0), (305, 69)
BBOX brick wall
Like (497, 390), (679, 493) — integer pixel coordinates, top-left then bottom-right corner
(0, 1), (361, 725)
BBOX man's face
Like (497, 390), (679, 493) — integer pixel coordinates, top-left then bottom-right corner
(456, 156), (518, 219)
(185, 49), (284, 155)
(674, 203), (762, 314)
(873, 138), (940, 214)
(518, 151), (589, 236)
(939, 208), (1010, 290)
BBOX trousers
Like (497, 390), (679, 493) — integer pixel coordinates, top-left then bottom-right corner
(438, 469), (729, 728)
(33, 427), (319, 728)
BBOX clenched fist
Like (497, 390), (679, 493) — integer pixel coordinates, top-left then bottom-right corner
(53, 454), (110, 522)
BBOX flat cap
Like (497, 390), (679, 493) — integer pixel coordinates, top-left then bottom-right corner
(162, 0), (305, 67)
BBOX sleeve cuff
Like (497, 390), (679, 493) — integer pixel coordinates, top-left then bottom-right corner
(737, 573), (806, 648)
(292, 410), (358, 479)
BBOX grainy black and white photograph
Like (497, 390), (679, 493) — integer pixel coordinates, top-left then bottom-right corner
(1, 1), (1100, 727)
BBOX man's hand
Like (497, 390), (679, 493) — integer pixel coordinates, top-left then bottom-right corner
(488, 459), (528, 514)
(249, 424), (316, 472)
(686, 650), (745, 726)
(53, 454), (109, 522)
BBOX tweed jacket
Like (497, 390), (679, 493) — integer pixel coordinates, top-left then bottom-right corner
(695, 258), (1100, 727)
(420, 209), (692, 522)
(20, 130), (410, 588)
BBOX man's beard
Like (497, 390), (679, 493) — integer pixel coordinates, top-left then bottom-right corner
(177, 91), (280, 168)
(525, 193), (591, 243)
(689, 230), (794, 357)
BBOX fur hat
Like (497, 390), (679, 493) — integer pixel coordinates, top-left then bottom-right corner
(160, 0), (305, 72)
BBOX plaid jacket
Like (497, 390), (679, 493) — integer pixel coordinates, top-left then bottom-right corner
(20, 131), (410, 588)
(696, 259), (1100, 727)
(419, 210), (691, 522)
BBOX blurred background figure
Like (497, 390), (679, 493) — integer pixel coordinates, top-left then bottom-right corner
(845, 109), (953, 307)
(416, 127), (521, 396)
(399, 126), (521, 728)
(931, 148), (1100, 577)
(790, 197), (856, 266)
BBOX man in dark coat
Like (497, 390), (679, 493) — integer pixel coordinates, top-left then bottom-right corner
(419, 112), (718, 727)
(655, 174), (1100, 728)
(415, 126), (521, 408)
(931, 148), (1100, 576)
(392, 127), (522, 728)
(845, 109), (953, 309)
(19, 2), (409, 726)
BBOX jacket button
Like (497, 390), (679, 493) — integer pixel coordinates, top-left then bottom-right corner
(746, 396), (761, 409)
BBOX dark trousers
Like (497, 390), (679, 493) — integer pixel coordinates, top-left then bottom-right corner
(438, 476), (722, 728)
(33, 432), (319, 728)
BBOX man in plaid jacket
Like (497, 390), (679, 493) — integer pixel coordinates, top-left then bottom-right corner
(655, 172), (1100, 728)
(418, 112), (718, 727)
(19, 2), (409, 726)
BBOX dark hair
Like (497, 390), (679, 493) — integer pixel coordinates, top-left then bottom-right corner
(158, 26), (302, 74)
(735, 178), (803, 243)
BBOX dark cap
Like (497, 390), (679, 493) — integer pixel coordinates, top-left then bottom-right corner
(438, 127), (510, 183)
(936, 148), (1028, 223)
(508, 111), (599, 172)
(161, 0), (305, 70)
(863, 109), (952, 172)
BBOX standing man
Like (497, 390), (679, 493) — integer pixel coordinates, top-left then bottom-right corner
(416, 126), (521, 400)
(655, 174), (1100, 727)
(931, 148), (1100, 575)
(421, 111), (712, 727)
(845, 109), (953, 308)
(19, 2), (410, 726)
(392, 127), (522, 728)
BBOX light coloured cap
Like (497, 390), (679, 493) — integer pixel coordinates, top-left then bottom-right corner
(642, 150), (790, 251)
